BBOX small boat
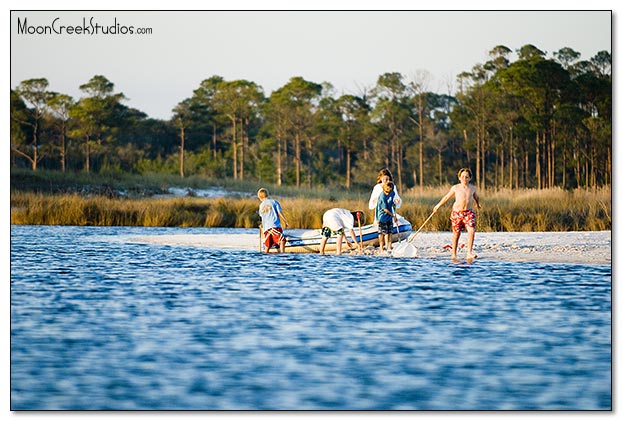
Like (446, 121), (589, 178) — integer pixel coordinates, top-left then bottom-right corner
(279, 215), (412, 253)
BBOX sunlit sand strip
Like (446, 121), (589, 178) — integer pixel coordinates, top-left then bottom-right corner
(413, 231), (611, 265)
(123, 231), (611, 265)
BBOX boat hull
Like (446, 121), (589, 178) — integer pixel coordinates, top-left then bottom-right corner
(277, 216), (412, 254)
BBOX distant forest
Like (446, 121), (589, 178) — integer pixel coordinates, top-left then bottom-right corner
(10, 44), (611, 191)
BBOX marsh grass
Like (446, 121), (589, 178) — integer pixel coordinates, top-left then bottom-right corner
(10, 185), (611, 231)
(9, 193), (361, 229)
(10, 170), (611, 231)
(483, 187), (611, 231)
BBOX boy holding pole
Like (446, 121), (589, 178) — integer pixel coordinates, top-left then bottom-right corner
(433, 168), (482, 261)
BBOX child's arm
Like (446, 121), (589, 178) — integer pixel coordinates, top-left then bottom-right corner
(380, 197), (393, 216)
(278, 210), (289, 227)
(393, 189), (402, 209)
(473, 190), (481, 210)
(346, 228), (361, 250)
(433, 187), (455, 213)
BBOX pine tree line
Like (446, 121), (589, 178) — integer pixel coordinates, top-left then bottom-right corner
(11, 44), (611, 191)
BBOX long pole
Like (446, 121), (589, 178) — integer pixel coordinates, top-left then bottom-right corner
(358, 215), (363, 247)
(393, 206), (401, 244)
(407, 212), (435, 243)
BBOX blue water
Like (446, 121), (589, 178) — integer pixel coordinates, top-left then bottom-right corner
(10, 225), (611, 410)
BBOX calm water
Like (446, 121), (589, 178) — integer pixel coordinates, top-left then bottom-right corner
(10, 225), (611, 410)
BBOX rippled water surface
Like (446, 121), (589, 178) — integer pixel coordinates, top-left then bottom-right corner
(11, 225), (611, 410)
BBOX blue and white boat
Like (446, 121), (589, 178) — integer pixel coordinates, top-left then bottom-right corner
(278, 215), (412, 253)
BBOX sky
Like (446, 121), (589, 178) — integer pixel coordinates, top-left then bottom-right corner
(10, 8), (612, 121)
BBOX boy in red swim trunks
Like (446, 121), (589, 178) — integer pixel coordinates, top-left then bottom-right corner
(257, 188), (289, 253)
(433, 168), (482, 261)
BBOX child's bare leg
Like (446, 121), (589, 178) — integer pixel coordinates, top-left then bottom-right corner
(378, 234), (384, 252)
(451, 231), (460, 260)
(466, 227), (477, 259)
(336, 234), (344, 255)
(319, 237), (328, 255)
(387, 233), (393, 251)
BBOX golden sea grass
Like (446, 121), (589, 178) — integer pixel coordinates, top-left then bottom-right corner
(10, 187), (611, 231)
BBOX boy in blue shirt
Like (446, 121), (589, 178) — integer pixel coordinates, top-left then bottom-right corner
(257, 188), (289, 253)
(376, 181), (397, 254)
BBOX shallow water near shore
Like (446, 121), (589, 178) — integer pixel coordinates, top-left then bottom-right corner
(10, 225), (611, 410)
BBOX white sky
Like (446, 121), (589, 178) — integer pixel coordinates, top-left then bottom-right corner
(10, 7), (612, 120)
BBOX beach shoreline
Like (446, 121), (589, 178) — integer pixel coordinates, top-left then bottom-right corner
(128, 230), (612, 266)
(406, 231), (611, 265)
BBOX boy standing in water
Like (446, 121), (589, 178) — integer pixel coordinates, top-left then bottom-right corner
(376, 181), (397, 254)
(433, 168), (482, 261)
(257, 188), (289, 253)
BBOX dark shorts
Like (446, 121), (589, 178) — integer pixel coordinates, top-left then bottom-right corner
(377, 221), (392, 235)
(451, 209), (476, 233)
(321, 227), (344, 238)
(264, 227), (284, 249)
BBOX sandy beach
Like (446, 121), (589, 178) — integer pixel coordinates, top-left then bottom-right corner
(403, 231), (611, 265)
(128, 230), (611, 265)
